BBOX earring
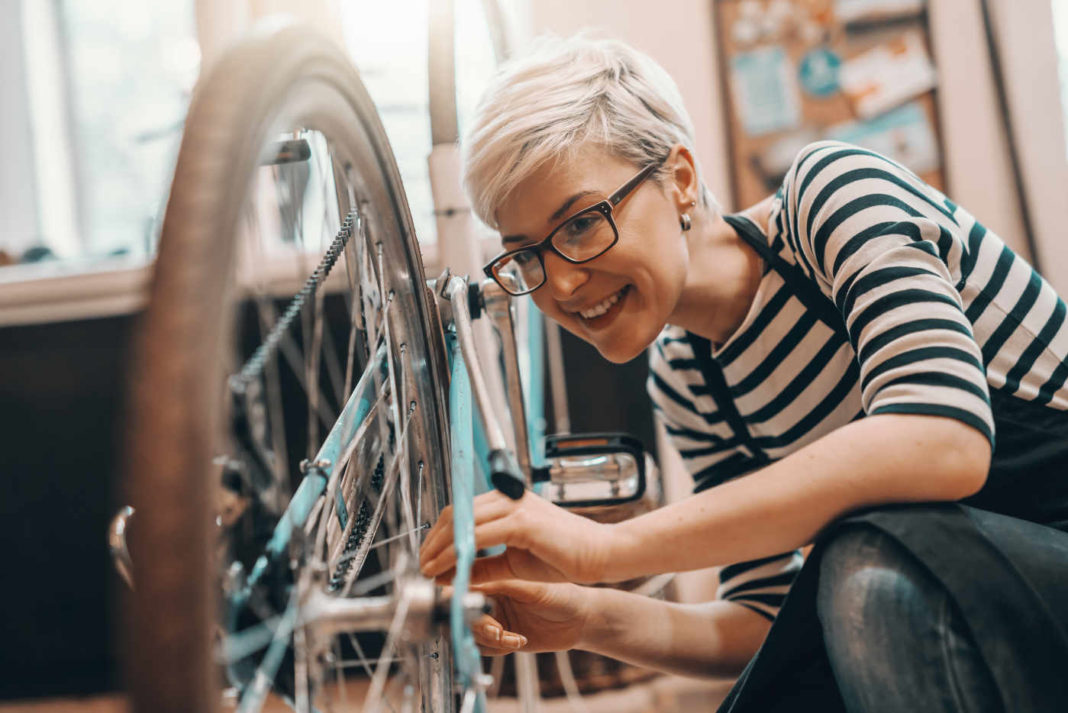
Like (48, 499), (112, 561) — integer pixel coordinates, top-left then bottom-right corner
(680, 213), (692, 232)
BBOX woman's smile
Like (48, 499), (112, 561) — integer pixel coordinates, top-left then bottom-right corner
(570, 284), (631, 325)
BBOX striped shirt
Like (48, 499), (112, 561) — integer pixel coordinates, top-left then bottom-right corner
(648, 140), (1068, 620)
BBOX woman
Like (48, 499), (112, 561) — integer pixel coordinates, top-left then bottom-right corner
(419, 35), (1068, 712)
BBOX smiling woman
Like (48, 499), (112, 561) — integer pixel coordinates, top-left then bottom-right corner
(436, 32), (1068, 713)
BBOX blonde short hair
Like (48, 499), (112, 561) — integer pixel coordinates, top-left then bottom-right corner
(462, 34), (717, 230)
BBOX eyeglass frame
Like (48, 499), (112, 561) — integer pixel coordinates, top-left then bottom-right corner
(482, 160), (663, 296)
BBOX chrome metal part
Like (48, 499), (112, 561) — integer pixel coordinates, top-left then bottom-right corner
(302, 576), (486, 643)
(481, 279), (532, 484)
(445, 276), (508, 454)
(544, 319), (571, 434)
(108, 506), (135, 589)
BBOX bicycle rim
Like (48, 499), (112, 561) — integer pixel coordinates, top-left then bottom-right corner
(124, 24), (455, 713)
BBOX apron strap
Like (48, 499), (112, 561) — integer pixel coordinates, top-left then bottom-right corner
(682, 213), (852, 469)
(685, 331), (770, 467)
(723, 213), (846, 334)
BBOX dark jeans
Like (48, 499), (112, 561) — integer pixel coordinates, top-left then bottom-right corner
(816, 528), (1002, 713)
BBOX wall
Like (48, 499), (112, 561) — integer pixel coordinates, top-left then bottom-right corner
(526, 0), (732, 208)
(929, 0), (1068, 288)
(984, 0), (1068, 295)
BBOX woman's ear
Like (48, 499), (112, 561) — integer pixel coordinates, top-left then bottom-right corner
(666, 144), (699, 212)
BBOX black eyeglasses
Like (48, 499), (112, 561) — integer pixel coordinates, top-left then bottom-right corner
(483, 161), (662, 296)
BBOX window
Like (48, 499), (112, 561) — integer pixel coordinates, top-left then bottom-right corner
(7, 1), (501, 271)
(19, 0), (197, 264)
(341, 0), (499, 246)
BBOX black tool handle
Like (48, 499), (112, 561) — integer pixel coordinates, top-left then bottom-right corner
(488, 449), (526, 499)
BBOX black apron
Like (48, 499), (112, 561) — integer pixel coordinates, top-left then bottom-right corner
(707, 214), (1068, 712)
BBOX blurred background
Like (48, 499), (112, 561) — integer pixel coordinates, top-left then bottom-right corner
(1, 0), (1066, 706)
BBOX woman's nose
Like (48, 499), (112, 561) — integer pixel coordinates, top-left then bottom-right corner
(542, 251), (590, 299)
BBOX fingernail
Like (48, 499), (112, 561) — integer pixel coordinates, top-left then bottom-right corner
(502, 634), (523, 648)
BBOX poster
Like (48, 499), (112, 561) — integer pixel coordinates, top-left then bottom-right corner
(714, 0), (945, 207)
(731, 47), (803, 136)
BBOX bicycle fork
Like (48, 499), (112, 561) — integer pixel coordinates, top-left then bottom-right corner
(437, 272), (527, 499)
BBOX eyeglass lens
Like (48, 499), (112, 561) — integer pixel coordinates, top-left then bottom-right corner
(492, 208), (617, 295)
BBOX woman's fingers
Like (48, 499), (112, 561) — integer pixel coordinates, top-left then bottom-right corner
(470, 577), (544, 603)
(471, 613), (527, 652)
(468, 554), (518, 585)
(419, 492), (516, 569)
(433, 567), (456, 586)
(422, 517), (521, 578)
(421, 544), (457, 578)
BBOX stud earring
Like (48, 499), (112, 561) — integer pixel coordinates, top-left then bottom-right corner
(680, 213), (692, 231)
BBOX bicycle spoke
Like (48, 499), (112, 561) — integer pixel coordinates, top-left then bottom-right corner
(334, 638), (350, 706)
(367, 523), (430, 553)
(294, 616), (311, 713)
(217, 615), (284, 664)
(339, 403), (415, 596)
(330, 520), (431, 577)
(237, 590), (300, 713)
(313, 384), (389, 566)
(305, 288), (325, 456)
(346, 567), (398, 598)
(318, 304), (349, 409)
(344, 633), (375, 677)
(337, 655), (406, 668)
(414, 461), (426, 550)
(362, 589), (411, 713)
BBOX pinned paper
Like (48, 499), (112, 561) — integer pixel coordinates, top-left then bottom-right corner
(799, 47), (842, 97)
(834, 0), (925, 25)
(731, 47), (802, 136)
(838, 31), (936, 118)
(827, 100), (939, 174)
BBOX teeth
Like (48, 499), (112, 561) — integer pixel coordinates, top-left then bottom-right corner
(579, 287), (626, 320)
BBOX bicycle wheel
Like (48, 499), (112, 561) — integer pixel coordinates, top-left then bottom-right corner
(124, 24), (458, 713)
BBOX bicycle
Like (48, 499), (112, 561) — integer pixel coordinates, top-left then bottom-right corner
(113, 22), (663, 713)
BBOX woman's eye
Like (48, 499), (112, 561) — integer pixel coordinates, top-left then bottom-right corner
(513, 251), (538, 267)
(564, 216), (597, 241)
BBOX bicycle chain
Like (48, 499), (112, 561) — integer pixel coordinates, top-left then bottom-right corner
(230, 210), (358, 392)
(327, 455), (385, 591)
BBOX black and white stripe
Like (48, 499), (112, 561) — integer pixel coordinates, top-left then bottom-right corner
(648, 140), (1068, 620)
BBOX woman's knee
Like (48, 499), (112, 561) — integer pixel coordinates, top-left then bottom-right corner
(816, 527), (934, 656)
(815, 526), (1002, 712)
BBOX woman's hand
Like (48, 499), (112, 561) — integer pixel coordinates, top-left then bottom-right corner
(470, 580), (594, 655)
(419, 490), (623, 584)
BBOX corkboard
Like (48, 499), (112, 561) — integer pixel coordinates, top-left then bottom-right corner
(713, 0), (947, 209)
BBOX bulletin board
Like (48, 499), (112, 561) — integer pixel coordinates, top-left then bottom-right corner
(713, 0), (947, 209)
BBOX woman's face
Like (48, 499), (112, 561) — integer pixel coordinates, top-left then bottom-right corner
(495, 147), (690, 363)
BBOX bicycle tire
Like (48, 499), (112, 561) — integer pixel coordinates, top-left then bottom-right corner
(124, 24), (453, 713)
